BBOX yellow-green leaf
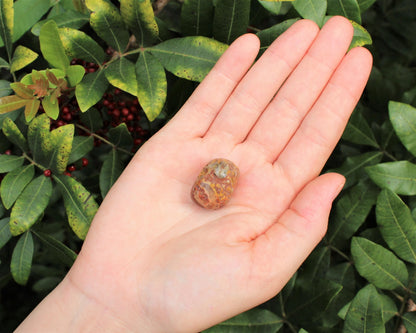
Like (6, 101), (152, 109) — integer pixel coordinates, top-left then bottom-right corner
(24, 98), (41, 122)
(48, 124), (74, 174)
(1, 117), (29, 152)
(85, 0), (130, 53)
(66, 64), (85, 87)
(76, 70), (109, 112)
(10, 45), (38, 72)
(105, 57), (138, 96)
(0, 0), (14, 61)
(39, 20), (69, 71)
(10, 231), (34, 285)
(151, 36), (228, 82)
(55, 174), (98, 240)
(10, 175), (52, 236)
(42, 94), (60, 120)
(136, 51), (166, 121)
(120, 0), (159, 46)
(350, 20), (372, 49)
(59, 27), (105, 65)
(0, 95), (27, 114)
(0, 164), (34, 209)
(27, 113), (52, 166)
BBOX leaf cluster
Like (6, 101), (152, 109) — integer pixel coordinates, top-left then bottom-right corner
(0, 0), (414, 332)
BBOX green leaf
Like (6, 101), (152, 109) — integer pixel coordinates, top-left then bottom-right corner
(342, 107), (378, 147)
(331, 151), (383, 189)
(10, 231), (34, 285)
(292, 0), (327, 27)
(389, 101), (416, 157)
(0, 164), (34, 209)
(151, 36), (228, 82)
(31, 9), (90, 36)
(0, 95), (28, 114)
(105, 57), (138, 96)
(350, 20), (372, 49)
(403, 312), (416, 333)
(366, 161), (416, 196)
(0, 57), (9, 70)
(33, 231), (77, 266)
(343, 284), (385, 333)
(2, 117), (29, 152)
(327, 182), (378, 246)
(0, 217), (12, 250)
(108, 123), (133, 150)
(59, 27), (105, 65)
(1, 0), (52, 46)
(256, 19), (300, 55)
(357, 0), (376, 12)
(327, 0), (361, 24)
(27, 113), (52, 166)
(76, 70), (109, 112)
(9, 175), (52, 236)
(204, 308), (283, 332)
(10, 46), (38, 73)
(39, 20), (69, 71)
(351, 237), (408, 290)
(213, 0), (250, 44)
(79, 108), (103, 132)
(68, 136), (94, 164)
(100, 149), (124, 198)
(258, 1), (283, 15)
(286, 280), (343, 326)
(48, 124), (74, 174)
(181, 0), (214, 37)
(66, 64), (85, 87)
(42, 94), (60, 120)
(0, 0), (14, 61)
(136, 51), (167, 121)
(85, 0), (130, 53)
(0, 154), (24, 173)
(24, 98), (41, 123)
(55, 174), (99, 240)
(120, 0), (159, 46)
(376, 189), (416, 264)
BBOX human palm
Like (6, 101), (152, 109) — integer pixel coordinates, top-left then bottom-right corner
(64, 16), (372, 333)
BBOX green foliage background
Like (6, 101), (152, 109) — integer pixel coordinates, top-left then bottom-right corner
(0, 0), (416, 332)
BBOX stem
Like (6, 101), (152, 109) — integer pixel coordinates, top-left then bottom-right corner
(22, 152), (45, 170)
(328, 244), (352, 262)
(75, 124), (134, 156)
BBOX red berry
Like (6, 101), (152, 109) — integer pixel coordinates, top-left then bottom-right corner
(82, 158), (89, 167)
(127, 114), (134, 121)
(134, 138), (143, 146)
(67, 165), (76, 172)
(64, 171), (72, 177)
(44, 169), (52, 177)
(112, 109), (120, 117)
(103, 99), (111, 106)
(114, 88), (122, 95)
(62, 106), (70, 114)
(122, 107), (129, 116)
(4, 149), (12, 155)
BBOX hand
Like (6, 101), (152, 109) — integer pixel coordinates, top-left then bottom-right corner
(16, 16), (372, 333)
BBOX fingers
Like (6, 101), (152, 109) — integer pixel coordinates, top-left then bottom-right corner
(276, 46), (373, 190)
(249, 173), (345, 299)
(163, 33), (260, 138)
(244, 16), (354, 161)
(205, 19), (319, 145)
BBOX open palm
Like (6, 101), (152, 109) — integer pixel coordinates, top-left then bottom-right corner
(22, 16), (372, 333)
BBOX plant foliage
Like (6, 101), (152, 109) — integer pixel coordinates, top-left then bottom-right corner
(0, 0), (415, 332)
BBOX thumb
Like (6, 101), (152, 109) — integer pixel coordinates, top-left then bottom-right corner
(250, 173), (345, 301)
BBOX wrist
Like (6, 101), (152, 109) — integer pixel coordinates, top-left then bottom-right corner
(15, 276), (137, 333)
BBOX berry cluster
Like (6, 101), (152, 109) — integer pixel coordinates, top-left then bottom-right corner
(50, 59), (150, 148)
(43, 157), (89, 178)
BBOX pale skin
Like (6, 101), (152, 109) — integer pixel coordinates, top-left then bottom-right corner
(15, 16), (372, 333)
